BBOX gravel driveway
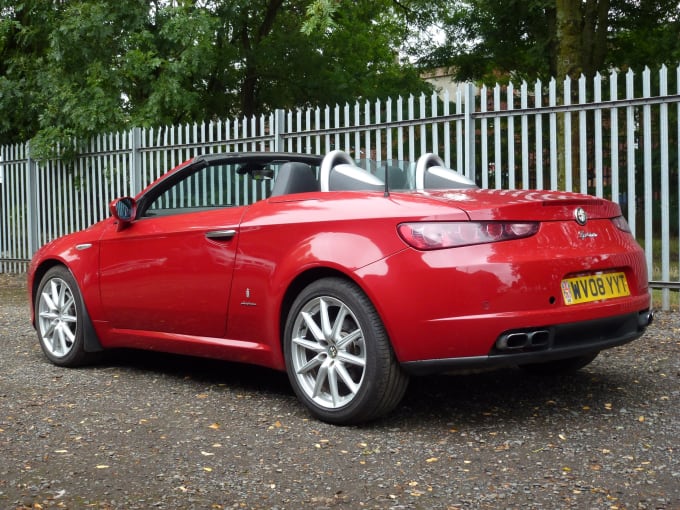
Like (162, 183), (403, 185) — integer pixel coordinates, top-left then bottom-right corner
(1, 273), (678, 509)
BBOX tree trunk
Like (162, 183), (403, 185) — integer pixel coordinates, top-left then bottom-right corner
(554, 0), (611, 191)
(555, 0), (583, 80)
(555, 0), (579, 190)
(237, 0), (285, 117)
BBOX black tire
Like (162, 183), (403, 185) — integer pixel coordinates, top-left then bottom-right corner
(283, 277), (409, 424)
(519, 351), (600, 375)
(35, 266), (98, 367)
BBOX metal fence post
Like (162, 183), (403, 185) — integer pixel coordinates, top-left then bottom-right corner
(26, 141), (39, 257)
(464, 83), (476, 182)
(274, 109), (285, 152)
(0, 153), (4, 269)
(130, 127), (143, 195)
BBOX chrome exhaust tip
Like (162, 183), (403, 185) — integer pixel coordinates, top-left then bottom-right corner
(496, 329), (551, 352)
(640, 310), (654, 328)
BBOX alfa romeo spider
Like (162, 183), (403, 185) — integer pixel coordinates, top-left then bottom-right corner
(28, 150), (653, 424)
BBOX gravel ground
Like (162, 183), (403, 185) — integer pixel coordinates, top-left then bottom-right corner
(1, 272), (679, 510)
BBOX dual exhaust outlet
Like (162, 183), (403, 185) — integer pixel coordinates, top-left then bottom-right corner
(495, 310), (653, 353)
(495, 329), (551, 352)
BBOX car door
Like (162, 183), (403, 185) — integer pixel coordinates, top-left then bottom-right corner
(98, 161), (247, 339)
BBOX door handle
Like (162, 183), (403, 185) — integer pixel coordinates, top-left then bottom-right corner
(205, 229), (237, 240)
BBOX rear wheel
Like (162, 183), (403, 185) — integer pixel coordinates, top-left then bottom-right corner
(35, 266), (96, 367)
(519, 351), (599, 375)
(284, 278), (408, 424)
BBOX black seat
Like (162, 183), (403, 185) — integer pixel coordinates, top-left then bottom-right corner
(270, 162), (319, 196)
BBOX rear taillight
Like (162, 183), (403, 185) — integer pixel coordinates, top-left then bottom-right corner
(612, 216), (632, 233)
(397, 221), (539, 250)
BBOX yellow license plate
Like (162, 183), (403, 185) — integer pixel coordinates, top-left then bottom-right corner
(561, 272), (630, 305)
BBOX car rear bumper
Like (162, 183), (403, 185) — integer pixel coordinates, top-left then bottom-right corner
(400, 309), (653, 375)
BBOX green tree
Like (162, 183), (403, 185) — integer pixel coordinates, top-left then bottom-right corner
(0, 1), (59, 144)
(417, 0), (680, 83)
(0, 0), (432, 158)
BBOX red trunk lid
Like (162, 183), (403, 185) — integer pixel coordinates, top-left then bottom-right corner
(420, 189), (622, 222)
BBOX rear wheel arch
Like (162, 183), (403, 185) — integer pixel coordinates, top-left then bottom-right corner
(279, 268), (356, 351)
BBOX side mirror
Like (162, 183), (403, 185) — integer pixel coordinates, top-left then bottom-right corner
(109, 197), (137, 229)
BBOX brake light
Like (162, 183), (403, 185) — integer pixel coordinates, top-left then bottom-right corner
(398, 221), (539, 250)
(612, 216), (632, 233)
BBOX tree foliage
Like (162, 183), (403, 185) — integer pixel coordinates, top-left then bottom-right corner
(3, 0), (677, 157)
(418, 0), (680, 84)
(0, 0), (431, 157)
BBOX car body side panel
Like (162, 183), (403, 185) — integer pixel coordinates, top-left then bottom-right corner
(225, 195), (438, 369)
(97, 207), (245, 340)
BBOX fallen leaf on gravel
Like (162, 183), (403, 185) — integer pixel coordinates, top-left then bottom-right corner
(203, 467), (213, 472)
(425, 457), (438, 463)
(208, 422), (220, 430)
(96, 465), (110, 469)
(638, 416), (645, 422)
(201, 451), (215, 456)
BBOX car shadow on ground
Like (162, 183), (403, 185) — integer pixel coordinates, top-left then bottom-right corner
(392, 366), (640, 427)
(101, 348), (294, 398)
(93, 348), (644, 428)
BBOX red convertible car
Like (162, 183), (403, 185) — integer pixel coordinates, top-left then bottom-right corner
(28, 151), (653, 424)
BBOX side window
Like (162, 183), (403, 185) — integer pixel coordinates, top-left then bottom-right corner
(144, 163), (273, 217)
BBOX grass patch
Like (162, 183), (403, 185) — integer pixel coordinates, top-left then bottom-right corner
(638, 236), (679, 310)
(651, 288), (679, 311)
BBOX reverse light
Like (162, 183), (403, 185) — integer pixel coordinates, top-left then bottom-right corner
(397, 221), (539, 250)
(612, 215), (632, 233)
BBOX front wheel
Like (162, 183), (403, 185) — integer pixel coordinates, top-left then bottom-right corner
(35, 266), (96, 367)
(284, 278), (408, 424)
